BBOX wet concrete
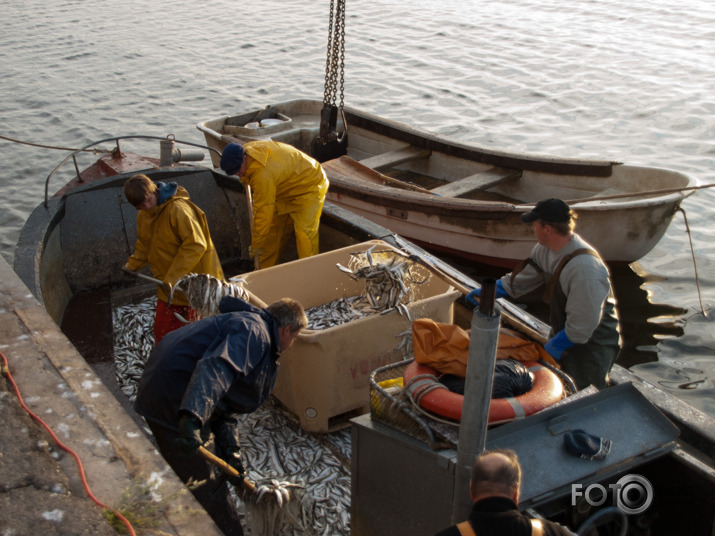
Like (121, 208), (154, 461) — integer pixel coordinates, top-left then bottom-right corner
(0, 256), (224, 536)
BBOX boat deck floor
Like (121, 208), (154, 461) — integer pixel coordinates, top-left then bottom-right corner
(59, 259), (256, 431)
(61, 286), (152, 432)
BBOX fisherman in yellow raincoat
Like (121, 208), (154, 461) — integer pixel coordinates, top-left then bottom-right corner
(220, 141), (329, 268)
(123, 174), (225, 344)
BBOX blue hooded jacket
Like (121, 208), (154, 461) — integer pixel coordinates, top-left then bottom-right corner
(134, 296), (281, 448)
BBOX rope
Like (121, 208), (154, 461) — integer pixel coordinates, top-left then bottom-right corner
(404, 373), (449, 405)
(678, 207), (708, 318)
(0, 134), (110, 154)
(552, 182), (715, 206)
(402, 373), (461, 427)
(0, 350), (137, 536)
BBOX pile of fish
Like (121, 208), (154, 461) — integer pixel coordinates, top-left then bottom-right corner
(170, 273), (249, 320)
(113, 297), (156, 401)
(236, 403), (352, 536)
(306, 247), (430, 330)
(112, 298), (354, 536)
(110, 248), (430, 534)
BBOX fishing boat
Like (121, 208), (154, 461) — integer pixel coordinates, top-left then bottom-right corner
(12, 137), (715, 536)
(197, 98), (699, 268)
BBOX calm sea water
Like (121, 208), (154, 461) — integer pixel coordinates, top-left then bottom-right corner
(1, 0), (713, 414)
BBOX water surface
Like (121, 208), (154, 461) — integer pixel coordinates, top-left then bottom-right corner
(1, 0), (713, 413)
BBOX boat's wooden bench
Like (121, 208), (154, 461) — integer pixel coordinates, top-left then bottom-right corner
(358, 145), (431, 170)
(431, 167), (522, 197)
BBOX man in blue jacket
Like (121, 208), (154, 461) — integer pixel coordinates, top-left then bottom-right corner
(135, 296), (307, 536)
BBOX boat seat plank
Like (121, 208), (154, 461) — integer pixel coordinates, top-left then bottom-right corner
(358, 145), (431, 170)
(431, 167), (522, 197)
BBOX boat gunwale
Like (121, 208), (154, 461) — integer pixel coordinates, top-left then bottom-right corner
(199, 99), (696, 208)
(325, 170), (692, 217)
(200, 98), (621, 176)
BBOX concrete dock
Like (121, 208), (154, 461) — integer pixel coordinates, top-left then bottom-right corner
(0, 256), (224, 536)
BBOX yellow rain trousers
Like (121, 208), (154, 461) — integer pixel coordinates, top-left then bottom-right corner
(242, 141), (329, 268)
(411, 318), (558, 377)
(125, 185), (224, 306)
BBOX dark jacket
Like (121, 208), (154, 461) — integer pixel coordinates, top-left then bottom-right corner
(433, 497), (575, 536)
(134, 296), (280, 448)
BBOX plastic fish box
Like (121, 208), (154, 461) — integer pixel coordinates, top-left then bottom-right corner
(240, 239), (460, 433)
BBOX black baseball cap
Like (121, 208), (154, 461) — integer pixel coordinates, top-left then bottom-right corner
(521, 198), (572, 223)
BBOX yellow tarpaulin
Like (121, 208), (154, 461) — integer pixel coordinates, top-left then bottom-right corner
(411, 318), (558, 377)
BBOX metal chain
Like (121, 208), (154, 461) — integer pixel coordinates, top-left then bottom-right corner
(323, 0), (335, 105)
(323, 0), (346, 108)
(337, 0), (346, 109)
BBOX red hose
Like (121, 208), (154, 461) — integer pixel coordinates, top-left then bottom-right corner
(0, 350), (136, 536)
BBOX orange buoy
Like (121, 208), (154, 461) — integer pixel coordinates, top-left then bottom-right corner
(402, 360), (563, 425)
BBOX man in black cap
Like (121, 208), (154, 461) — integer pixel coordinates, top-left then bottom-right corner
(467, 198), (620, 390)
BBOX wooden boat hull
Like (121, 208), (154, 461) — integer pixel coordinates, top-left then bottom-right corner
(198, 99), (697, 268)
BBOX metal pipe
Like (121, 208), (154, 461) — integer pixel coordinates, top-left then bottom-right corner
(451, 278), (501, 522)
(161, 138), (205, 166)
(160, 138), (175, 166)
(172, 147), (205, 162)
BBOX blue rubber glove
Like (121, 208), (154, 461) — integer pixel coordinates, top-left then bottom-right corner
(544, 329), (576, 361)
(465, 280), (508, 306)
(465, 288), (480, 306)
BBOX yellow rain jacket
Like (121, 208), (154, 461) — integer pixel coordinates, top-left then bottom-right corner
(125, 184), (224, 306)
(242, 141), (329, 267)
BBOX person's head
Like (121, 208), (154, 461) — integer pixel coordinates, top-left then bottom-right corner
(220, 143), (247, 177)
(469, 449), (522, 504)
(124, 174), (158, 210)
(520, 198), (576, 245)
(266, 298), (308, 352)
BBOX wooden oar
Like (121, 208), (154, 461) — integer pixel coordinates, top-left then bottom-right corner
(198, 446), (258, 494)
(199, 445), (312, 536)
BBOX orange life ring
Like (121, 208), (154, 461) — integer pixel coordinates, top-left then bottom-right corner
(402, 360), (563, 425)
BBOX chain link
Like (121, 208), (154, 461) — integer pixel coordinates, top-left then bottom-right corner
(337, 0), (346, 109)
(323, 0), (346, 109)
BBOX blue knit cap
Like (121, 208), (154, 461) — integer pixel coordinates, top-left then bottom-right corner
(220, 143), (245, 175)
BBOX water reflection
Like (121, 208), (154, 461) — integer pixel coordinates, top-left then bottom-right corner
(610, 264), (686, 369)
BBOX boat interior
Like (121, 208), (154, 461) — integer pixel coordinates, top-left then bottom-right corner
(14, 157), (714, 536)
